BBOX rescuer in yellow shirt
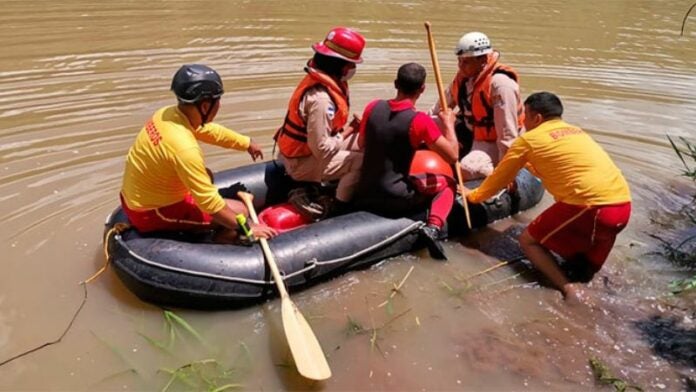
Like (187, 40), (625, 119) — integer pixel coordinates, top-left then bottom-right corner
(464, 92), (631, 302)
(120, 64), (276, 241)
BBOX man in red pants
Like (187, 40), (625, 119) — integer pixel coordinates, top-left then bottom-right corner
(120, 64), (276, 242)
(355, 63), (459, 259)
(464, 92), (631, 300)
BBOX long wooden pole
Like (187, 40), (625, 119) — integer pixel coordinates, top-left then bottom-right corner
(424, 21), (472, 230)
(238, 192), (331, 381)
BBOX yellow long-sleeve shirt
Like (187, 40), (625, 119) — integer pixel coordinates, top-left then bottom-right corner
(467, 119), (631, 206)
(121, 105), (251, 214)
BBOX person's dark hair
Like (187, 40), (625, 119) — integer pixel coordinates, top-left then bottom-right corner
(312, 52), (349, 79)
(524, 92), (563, 119)
(395, 63), (426, 95)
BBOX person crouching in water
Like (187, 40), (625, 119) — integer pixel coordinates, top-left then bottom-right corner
(275, 27), (366, 216)
(354, 63), (459, 259)
(120, 64), (277, 243)
(463, 92), (631, 301)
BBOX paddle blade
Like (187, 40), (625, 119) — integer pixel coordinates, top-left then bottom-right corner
(281, 299), (332, 380)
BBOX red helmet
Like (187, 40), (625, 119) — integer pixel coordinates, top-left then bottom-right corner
(410, 150), (454, 177)
(312, 27), (365, 63)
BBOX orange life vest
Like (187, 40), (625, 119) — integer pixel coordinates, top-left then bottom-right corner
(450, 54), (524, 142)
(275, 66), (350, 158)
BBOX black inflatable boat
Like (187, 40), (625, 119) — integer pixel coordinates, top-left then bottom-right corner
(104, 161), (543, 308)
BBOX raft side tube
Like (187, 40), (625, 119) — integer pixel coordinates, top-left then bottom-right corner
(105, 160), (543, 308)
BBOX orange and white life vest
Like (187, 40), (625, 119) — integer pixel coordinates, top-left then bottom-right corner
(275, 66), (350, 158)
(450, 54), (524, 142)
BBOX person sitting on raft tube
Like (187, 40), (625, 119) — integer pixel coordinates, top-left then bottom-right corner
(462, 92), (631, 301)
(274, 27), (366, 215)
(354, 63), (459, 260)
(119, 64), (277, 242)
(430, 31), (524, 180)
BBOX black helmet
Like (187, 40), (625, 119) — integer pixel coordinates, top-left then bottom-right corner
(171, 64), (224, 104)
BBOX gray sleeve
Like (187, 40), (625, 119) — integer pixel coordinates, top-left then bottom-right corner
(491, 74), (522, 161)
(301, 87), (342, 159)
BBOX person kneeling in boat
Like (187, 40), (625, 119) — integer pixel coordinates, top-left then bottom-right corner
(119, 64), (277, 242)
(354, 63), (459, 260)
(462, 92), (631, 301)
(274, 27), (366, 217)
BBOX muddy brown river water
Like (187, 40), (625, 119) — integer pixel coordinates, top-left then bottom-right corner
(1, 0), (695, 390)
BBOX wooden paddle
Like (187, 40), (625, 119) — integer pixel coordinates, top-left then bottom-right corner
(237, 191), (331, 381)
(424, 21), (472, 230)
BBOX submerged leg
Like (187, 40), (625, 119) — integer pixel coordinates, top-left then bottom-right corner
(519, 228), (572, 297)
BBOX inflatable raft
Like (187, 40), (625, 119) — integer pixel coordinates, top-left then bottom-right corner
(104, 161), (543, 308)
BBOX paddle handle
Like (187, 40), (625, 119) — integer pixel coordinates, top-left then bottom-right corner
(238, 192), (289, 298)
(425, 21), (472, 230)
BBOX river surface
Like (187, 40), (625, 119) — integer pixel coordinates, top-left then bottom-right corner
(1, 0), (695, 390)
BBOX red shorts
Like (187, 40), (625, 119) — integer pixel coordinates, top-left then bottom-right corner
(527, 201), (631, 271)
(120, 193), (214, 233)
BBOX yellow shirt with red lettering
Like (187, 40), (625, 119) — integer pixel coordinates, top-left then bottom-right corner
(467, 119), (630, 206)
(121, 105), (250, 214)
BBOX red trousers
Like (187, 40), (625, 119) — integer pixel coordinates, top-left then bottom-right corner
(410, 173), (456, 229)
(528, 201), (631, 271)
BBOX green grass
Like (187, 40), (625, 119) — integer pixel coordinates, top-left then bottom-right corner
(668, 135), (696, 180)
(669, 276), (696, 294)
(159, 359), (243, 392)
(589, 356), (643, 392)
(662, 135), (696, 294)
(137, 310), (248, 391)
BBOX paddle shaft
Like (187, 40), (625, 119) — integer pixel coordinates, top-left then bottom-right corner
(424, 22), (448, 111)
(424, 21), (472, 230)
(261, 241), (288, 296)
(240, 198), (289, 298)
(456, 162), (472, 229)
(237, 191), (331, 381)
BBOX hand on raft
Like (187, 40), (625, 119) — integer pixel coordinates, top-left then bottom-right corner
(250, 221), (278, 239)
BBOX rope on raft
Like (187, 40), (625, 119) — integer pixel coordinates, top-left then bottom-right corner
(111, 221), (425, 286)
(84, 222), (131, 284)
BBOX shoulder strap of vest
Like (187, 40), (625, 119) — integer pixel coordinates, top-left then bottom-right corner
(492, 65), (519, 83)
(468, 60), (517, 128)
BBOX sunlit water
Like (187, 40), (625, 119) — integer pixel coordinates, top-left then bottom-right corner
(1, 0), (695, 390)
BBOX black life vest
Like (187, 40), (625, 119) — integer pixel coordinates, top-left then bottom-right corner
(357, 100), (418, 198)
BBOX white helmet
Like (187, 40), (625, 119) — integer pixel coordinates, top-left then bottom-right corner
(455, 32), (492, 58)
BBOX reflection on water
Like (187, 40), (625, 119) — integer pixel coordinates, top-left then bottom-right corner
(1, 0), (695, 390)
